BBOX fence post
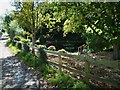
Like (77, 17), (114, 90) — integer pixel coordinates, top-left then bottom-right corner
(85, 60), (90, 84)
(58, 54), (62, 72)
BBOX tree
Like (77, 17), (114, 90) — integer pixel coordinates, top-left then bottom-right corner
(57, 2), (120, 59)
(12, 2), (120, 59)
(3, 14), (13, 33)
(81, 2), (120, 60)
(13, 2), (42, 54)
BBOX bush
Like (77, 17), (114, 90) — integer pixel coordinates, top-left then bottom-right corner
(17, 42), (22, 49)
(13, 36), (21, 41)
(48, 72), (89, 89)
(58, 49), (67, 53)
(35, 40), (40, 45)
(19, 51), (41, 67)
(7, 39), (11, 46)
(17, 50), (90, 89)
(12, 40), (16, 46)
(22, 31), (30, 39)
(8, 30), (15, 40)
(37, 45), (46, 49)
(23, 43), (30, 52)
(48, 45), (56, 51)
(73, 81), (89, 89)
(21, 39), (30, 43)
(38, 48), (48, 64)
(28, 36), (32, 41)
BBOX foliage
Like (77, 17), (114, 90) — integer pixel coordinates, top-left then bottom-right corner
(22, 31), (31, 39)
(21, 38), (30, 43)
(3, 14), (23, 41)
(13, 36), (21, 41)
(16, 42), (22, 49)
(2, 14), (13, 32)
(13, 2), (43, 54)
(37, 45), (47, 49)
(73, 81), (89, 89)
(9, 30), (15, 40)
(18, 51), (40, 67)
(39, 34), (46, 45)
(23, 43), (30, 52)
(9, 20), (24, 35)
(58, 49), (67, 53)
(38, 48), (48, 64)
(11, 2), (120, 59)
(9, 42), (89, 89)
(8, 40), (21, 54)
(35, 40), (41, 45)
(48, 45), (56, 51)
(6, 38), (11, 46)
(12, 40), (16, 46)
(48, 72), (89, 89)
(43, 2), (119, 53)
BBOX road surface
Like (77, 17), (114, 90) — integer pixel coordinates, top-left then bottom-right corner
(0, 34), (52, 89)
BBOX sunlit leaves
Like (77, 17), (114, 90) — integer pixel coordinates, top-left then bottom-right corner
(9, 20), (23, 33)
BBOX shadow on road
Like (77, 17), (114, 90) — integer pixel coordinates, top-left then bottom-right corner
(1, 56), (41, 89)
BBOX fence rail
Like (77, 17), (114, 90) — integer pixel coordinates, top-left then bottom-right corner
(12, 40), (120, 88)
(45, 50), (120, 88)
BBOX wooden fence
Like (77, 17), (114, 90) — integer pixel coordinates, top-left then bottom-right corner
(12, 40), (120, 88)
(44, 50), (120, 88)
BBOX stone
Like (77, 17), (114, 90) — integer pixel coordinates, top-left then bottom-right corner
(24, 79), (36, 86)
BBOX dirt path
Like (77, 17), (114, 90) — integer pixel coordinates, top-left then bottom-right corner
(0, 35), (50, 89)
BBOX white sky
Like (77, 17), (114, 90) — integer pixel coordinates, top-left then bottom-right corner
(0, 0), (15, 16)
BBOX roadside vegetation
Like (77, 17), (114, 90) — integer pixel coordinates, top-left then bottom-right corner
(7, 40), (90, 89)
(1, 1), (119, 89)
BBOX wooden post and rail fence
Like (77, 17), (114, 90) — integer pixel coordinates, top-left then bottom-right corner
(44, 50), (119, 88)
(12, 40), (120, 88)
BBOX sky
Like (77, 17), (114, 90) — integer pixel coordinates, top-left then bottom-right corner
(0, 0), (15, 16)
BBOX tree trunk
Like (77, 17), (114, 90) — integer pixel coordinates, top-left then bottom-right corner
(113, 42), (120, 60)
(32, 33), (35, 55)
(31, 2), (35, 55)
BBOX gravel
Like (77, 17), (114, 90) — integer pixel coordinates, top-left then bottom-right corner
(0, 35), (52, 89)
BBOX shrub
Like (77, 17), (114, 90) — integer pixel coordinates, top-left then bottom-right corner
(22, 31), (30, 39)
(35, 40), (40, 45)
(10, 38), (12, 43)
(21, 39), (30, 43)
(28, 36), (32, 41)
(48, 72), (89, 89)
(38, 48), (48, 64)
(58, 49), (67, 53)
(18, 51), (41, 68)
(13, 36), (21, 41)
(37, 45), (46, 49)
(23, 43), (30, 52)
(7, 39), (11, 46)
(12, 40), (16, 46)
(8, 30), (15, 40)
(17, 50), (90, 89)
(17, 42), (22, 49)
(48, 45), (56, 51)
(73, 81), (89, 89)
